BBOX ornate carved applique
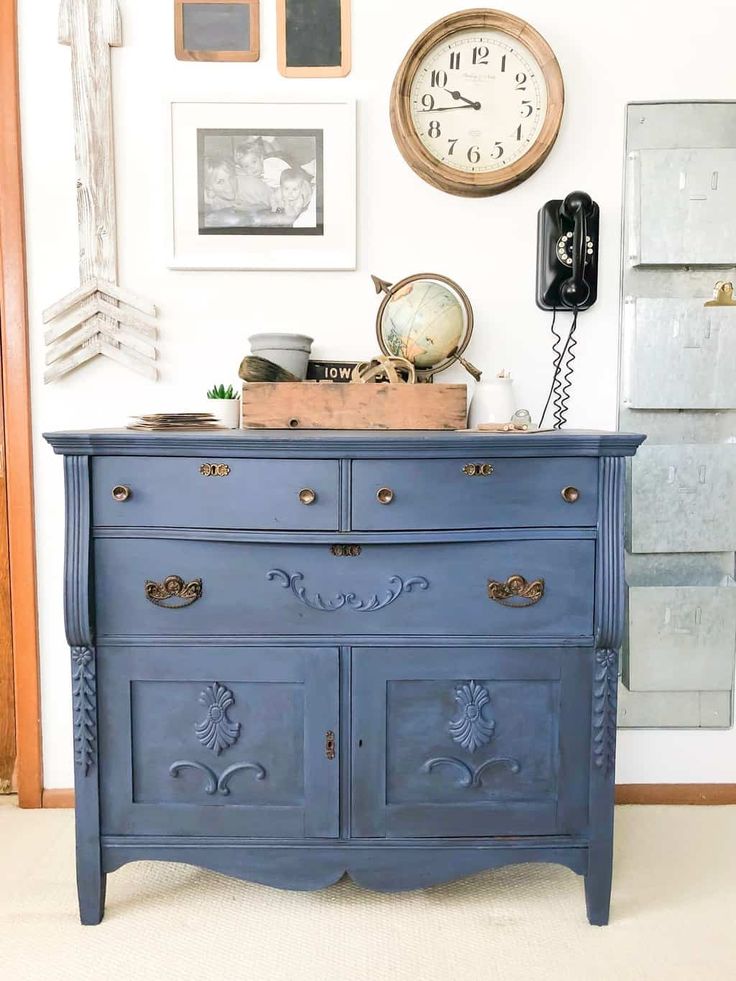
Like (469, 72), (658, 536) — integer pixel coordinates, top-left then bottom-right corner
(449, 681), (495, 753)
(145, 575), (202, 609)
(266, 570), (429, 612)
(195, 683), (241, 755)
(593, 649), (618, 777)
(72, 646), (96, 775)
(422, 756), (521, 788)
(169, 760), (266, 796)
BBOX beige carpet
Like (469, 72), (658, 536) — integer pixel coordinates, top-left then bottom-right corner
(1, 797), (735, 981)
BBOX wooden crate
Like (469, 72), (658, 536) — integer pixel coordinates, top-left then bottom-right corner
(242, 382), (468, 430)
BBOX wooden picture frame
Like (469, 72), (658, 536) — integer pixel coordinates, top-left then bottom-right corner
(175, 0), (260, 62)
(277, 0), (351, 78)
(390, 9), (564, 197)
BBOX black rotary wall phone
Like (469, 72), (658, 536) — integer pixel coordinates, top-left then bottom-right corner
(535, 191), (600, 428)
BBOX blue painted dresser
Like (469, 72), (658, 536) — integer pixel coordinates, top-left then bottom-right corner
(45, 429), (644, 925)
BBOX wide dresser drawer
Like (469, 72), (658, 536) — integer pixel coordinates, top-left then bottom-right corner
(92, 457), (339, 530)
(94, 537), (595, 639)
(351, 457), (598, 530)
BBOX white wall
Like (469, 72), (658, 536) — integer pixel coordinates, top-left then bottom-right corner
(19, 0), (736, 788)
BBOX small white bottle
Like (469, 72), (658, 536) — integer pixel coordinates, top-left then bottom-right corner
(468, 370), (516, 429)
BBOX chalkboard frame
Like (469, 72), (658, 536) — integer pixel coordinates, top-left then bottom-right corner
(175, 0), (260, 62)
(276, 0), (351, 77)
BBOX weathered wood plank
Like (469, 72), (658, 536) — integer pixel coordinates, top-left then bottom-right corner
(242, 383), (467, 430)
(46, 0), (158, 381)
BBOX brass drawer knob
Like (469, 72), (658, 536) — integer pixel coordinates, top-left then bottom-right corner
(377, 487), (395, 505)
(463, 463), (494, 477)
(561, 486), (580, 504)
(112, 485), (131, 502)
(299, 488), (317, 506)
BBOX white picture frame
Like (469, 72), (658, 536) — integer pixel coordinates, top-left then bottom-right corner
(168, 100), (356, 270)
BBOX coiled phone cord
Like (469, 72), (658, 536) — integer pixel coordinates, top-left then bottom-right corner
(538, 306), (579, 430)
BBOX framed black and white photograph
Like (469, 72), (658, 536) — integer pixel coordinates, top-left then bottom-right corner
(170, 102), (355, 270)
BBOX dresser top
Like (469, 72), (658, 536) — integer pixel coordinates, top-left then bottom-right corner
(44, 429), (645, 458)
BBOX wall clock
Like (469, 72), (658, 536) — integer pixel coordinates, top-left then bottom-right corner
(390, 9), (564, 197)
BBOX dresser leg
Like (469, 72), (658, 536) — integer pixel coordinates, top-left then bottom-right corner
(77, 855), (107, 925)
(584, 843), (613, 926)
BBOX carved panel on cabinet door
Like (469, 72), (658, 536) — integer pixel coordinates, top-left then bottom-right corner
(169, 760), (267, 796)
(421, 680), (523, 790)
(195, 682), (241, 755)
(449, 681), (495, 753)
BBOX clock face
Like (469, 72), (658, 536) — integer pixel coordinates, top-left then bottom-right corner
(409, 29), (548, 175)
(390, 11), (564, 196)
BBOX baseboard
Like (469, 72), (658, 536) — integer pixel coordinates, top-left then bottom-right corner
(616, 784), (736, 805)
(42, 788), (75, 808)
(43, 785), (736, 810)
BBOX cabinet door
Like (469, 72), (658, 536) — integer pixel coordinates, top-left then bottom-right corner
(351, 648), (590, 838)
(98, 647), (339, 837)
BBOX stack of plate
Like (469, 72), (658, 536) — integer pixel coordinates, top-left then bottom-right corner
(127, 413), (225, 432)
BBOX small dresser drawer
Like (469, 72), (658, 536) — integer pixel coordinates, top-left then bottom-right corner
(351, 458), (598, 530)
(92, 457), (339, 530)
(94, 537), (595, 640)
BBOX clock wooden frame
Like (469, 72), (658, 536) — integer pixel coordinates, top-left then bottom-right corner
(390, 9), (564, 197)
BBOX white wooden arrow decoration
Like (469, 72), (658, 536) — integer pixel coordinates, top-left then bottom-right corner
(43, 0), (158, 383)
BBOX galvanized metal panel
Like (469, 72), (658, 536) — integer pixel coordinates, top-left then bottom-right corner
(624, 585), (736, 691)
(629, 444), (736, 553)
(617, 684), (733, 728)
(619, 101), (736, 729)
(622, 298), (736, 409)
(627, 102), (736, 152)
(699, 691), (733, 726)
(633, 148), (736, 266)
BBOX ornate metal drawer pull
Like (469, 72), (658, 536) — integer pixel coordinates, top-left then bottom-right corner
(145, 575), (203, 609)
(330, 544), (362, 557)
(111, 484), (131, 502)
(462, 463), (493, 477)
(200, 463), (230, 477)
(487, 574), (545, 607)
(325, 731), (336, 760)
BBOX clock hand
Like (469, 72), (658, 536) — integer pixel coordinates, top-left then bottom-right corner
(444, 88), (482, 110)
(415, 105), (480, 113)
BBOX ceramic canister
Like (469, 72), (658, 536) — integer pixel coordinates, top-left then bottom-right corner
(468, 375), (516, 428)
(249, 333), (314, 380)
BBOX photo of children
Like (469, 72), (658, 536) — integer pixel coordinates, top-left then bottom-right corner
(197, 129), (323, 236)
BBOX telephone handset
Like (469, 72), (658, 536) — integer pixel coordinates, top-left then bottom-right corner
(536, 191), (599, 311)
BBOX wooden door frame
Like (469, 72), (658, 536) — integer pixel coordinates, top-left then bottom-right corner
(0, 0), (43, 807)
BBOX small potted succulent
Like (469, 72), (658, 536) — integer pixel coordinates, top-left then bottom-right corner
(207, 383), (241, 429)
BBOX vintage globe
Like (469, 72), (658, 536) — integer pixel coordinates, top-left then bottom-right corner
(378, 277), (468, 371)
